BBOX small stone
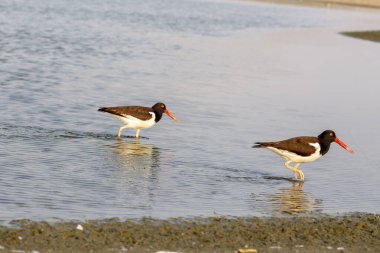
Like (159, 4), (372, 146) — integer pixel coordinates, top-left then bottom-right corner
(337, 247), (345, 251)
(295, 245), (304, 248)
(0, 245), (4, 250)
(76, 224), (83, 231)
(269, 246), (282, 250)
(155, 251), (179, 253)
(238, 249), (258, 253)
(18, 236), (22, 240)
(31, 251), (40, 253)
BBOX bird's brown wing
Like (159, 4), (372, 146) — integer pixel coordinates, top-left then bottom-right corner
(255, 136), (318, 157)
(98, 106), (153, 121)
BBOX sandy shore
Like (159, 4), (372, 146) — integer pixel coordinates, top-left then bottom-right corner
(0, 213), (379, 253)
(244, 0), (380, 43)
(341, 30), (380, 42)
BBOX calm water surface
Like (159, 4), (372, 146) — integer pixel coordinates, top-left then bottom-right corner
(1, 0), (380, 222)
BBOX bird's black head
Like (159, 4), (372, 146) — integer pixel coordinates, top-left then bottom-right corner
(152, 102), (167, 114)
(151, 102), (178, 123)
(318, 130), (336, 143)
(318, 130), (354, 155)
(317, 130), (336, 155)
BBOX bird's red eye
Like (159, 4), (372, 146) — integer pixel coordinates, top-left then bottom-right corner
(329, 133), (333, 137)
(161, 104), (165, 108)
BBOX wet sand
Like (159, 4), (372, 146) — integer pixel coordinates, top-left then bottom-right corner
(1, 213), (379, 253)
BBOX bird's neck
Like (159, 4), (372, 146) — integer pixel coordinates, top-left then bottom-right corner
(319, 140), (331, 156)
(153, 110), (163, 123)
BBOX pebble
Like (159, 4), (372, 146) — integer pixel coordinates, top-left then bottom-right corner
(76, 224), (84, 231)
(327, 246), (333, 250)
(337, 247), (345, 251)
(0, 245), (4, 250)
(269, 246), (282, 250)
(238, 249), (258, 253)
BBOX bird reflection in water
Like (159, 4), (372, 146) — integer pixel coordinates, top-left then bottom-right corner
(106, 139), (161, 210)
(267, 181), (322, 215)
(111, 139), (160, 175)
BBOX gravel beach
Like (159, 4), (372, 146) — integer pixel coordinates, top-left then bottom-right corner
(1, 213), (379, 253)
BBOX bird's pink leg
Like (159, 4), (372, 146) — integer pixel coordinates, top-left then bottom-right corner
(294, 163), (304, 181)
(135, 129), (141, 138)
(285, 161), (298, 180)
(118, 125), (129, 138)
(285, 161), (304, 181)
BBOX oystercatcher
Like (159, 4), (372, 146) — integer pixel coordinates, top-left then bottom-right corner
(253, 130), (354, 181)
(98, 102), (178, 138)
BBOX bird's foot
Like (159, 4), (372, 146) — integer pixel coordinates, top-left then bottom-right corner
(298, 170), (305, 181)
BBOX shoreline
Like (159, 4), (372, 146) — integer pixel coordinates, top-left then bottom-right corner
(341, 30), (380, 42)
(1, 213), (379, 253)
(244, 0), (380, 43)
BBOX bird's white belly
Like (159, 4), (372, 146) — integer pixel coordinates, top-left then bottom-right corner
(267, 143), (322, 163)
(115, 113), (156, 129)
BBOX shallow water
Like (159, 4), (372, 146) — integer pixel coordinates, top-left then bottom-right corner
(1, 0), (380, 222)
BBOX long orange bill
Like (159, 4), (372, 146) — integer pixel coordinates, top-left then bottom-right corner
(334, 137), (354, 154)
(164, 109), (179, 123)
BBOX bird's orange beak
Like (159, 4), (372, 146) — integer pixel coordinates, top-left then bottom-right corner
(164, 109), (179, 123)
(334, 137), (354, 154)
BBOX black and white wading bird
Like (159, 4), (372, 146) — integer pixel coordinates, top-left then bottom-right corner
(98, 102), (178, 138)
(253, 130), (354, 181)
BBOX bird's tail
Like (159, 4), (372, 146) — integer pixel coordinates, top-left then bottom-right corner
(252, 142), (272, 148)
(98, 107), (109, 112)
(98, 107), (125, 118)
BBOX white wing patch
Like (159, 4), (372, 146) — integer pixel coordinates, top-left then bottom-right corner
(266, 142), (322, 163)
(115, 112), (156, 129)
